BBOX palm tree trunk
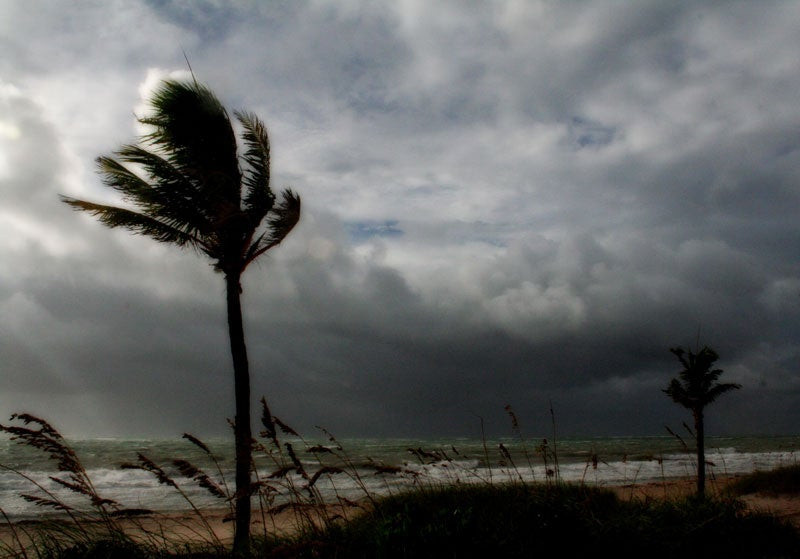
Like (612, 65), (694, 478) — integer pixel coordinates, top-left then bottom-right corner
(694, 409), (705, 499)
(226, 272), (252, 554)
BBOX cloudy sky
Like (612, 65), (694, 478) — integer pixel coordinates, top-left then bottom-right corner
(1, 1), (799, 439)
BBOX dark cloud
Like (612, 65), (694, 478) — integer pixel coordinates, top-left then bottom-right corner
(1, 1), (799, 438)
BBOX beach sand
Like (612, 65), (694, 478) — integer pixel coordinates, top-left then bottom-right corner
(609, 475), (800, 527)
(0, 502), (361, 551)
(2, 476), (799, 552)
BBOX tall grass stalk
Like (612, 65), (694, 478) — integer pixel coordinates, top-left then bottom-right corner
(121, 454), (224, 549)
(549, 399), (561, 482)
(6, 408), (797, 558)
(504, 405), (535, 481)
(473, 414), (493, 484)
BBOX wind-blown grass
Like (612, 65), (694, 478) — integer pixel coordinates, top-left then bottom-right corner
(270, 483), (800, 559)
(729, 464), (800, 496)
(2, 411), (800, 558)
(7, 484), (800, 559)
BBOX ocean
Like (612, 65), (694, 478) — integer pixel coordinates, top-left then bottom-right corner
(1, 434), (799, 520)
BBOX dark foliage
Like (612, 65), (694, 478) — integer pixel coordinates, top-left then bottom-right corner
(730, 464), (800, 496)
(286, 484), (800, 559)
(664, 346), (741, 498)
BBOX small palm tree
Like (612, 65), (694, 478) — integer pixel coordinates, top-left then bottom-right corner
(664, 346), (741, 498)
(61, 79), (300, 553)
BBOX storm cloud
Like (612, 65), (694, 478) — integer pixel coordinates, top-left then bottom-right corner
(1, 1), (799, 438)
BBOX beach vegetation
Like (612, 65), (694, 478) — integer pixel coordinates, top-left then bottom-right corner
(2, 413), (800, 558)
(283, 483), (800, 559)
(663, 346), (741, 498)
(59, 79), (301, 554)
(729, 463), (800, 496)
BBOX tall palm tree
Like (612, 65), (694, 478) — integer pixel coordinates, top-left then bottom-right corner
(61, 79), (300, 553)
(663, 346), (741, 498)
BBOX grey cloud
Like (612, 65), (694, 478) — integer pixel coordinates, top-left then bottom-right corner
(144, 0), (249, 42)
(224, 212), (795, 436)
(2, 1), (800, 438)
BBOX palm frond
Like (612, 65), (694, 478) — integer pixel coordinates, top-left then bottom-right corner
(665, 345), (740, 411)
(670, 347), (690, 370)
(114, 145), (201, 202)
(704, 382), (742, 405)
(139, 80), (241, 205)
(96, 155), (213, 239)
(703, 367), (725, 385)
(61, 196), (210, 252)
(663, 379), (691, 409)
(242, 189), (300, 270)
(267, 189), (301, 239)
(235, 110), (275, 222)
(62, 78), (300, 278)
(96, 155), (152, 198)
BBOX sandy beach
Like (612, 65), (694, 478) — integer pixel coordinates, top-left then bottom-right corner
(0, 502), (362, 551)
(609, 475), (800, 528)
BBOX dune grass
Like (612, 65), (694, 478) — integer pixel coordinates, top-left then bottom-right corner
(3, 412), (800, 558)
(728, 463), (800, 496)
(269, 483), (800, 559)
(11, 483), (800, 559)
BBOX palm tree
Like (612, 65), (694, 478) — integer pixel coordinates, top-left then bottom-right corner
(61, 79), (300, 553)
(663, 346), (741, 498)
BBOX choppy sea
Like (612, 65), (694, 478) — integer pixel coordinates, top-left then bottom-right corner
(1, 435), (799, 520)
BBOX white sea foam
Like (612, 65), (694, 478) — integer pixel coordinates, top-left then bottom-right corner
(1, 437), (799, 519)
